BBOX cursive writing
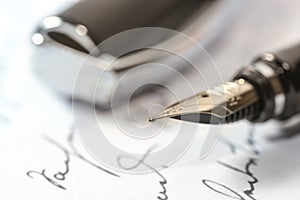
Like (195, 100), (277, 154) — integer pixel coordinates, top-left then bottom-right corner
(117, 149), (168, 200)
(218, 158), (258, 200)
(27, 169), (66, 190)
(26, 127), (120, 190)
(202, 179), (245, 200)
(202, 127), (259, 200)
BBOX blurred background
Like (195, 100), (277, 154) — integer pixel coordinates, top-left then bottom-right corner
(1, 0), (300, 109)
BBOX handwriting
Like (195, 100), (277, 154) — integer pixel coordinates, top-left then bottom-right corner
(26, 127), (120, 190)
(247, 126), (260, 155)
(45, 131), (119, 177)
(218, 158), (258, 200)
(51, 143), (70, 181)
(202, 179), (245, 200)
(26, 170), (66, 190)
(117, 149), (168, 200)
(203, 127), (259, 200)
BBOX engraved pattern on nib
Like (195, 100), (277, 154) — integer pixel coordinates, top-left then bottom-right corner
(149, 79), (260, 123)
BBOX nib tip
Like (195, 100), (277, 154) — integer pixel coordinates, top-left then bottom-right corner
(148, 118), (155, 122)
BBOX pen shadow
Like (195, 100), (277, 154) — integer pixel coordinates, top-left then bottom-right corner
(267, 115), (300, 141)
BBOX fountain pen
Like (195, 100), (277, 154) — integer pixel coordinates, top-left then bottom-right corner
(150, 43), (300, 124)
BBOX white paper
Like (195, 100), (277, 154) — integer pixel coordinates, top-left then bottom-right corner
(1, 64), (300, 200)
(1, 0), (300, 199)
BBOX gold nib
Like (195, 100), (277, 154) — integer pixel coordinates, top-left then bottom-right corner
(149, 79), (260, 124)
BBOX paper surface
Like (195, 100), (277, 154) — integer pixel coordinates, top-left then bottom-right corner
(1, 68), (300, 200)
(1, 0), (300, 199)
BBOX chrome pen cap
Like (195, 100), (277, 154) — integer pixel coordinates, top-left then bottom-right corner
(31, 0), (240, 108)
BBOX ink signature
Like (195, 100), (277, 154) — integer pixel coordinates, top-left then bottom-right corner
(117, 148), (168, 200)
(202, 127), (260, 200)
(26, 127), (120, 190)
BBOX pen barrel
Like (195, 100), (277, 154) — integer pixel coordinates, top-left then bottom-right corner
(275, 44), (300, 119)
(235, 45), (300, 122)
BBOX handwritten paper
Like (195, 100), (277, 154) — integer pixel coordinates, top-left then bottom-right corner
(1, 0), (300, 199)
(1, 46), (300, 199)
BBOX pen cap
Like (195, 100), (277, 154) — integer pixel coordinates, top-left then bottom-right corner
(59, 0), (207, 46)
(31, 0), (240, 108)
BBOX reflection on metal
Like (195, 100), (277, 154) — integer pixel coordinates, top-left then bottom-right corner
(150, 79), (259, 124)
(32, 0), (241, 108)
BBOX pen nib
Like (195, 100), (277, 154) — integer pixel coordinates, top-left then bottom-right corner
(149, 79), (260, 124)
(149, 104), (183, 122)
